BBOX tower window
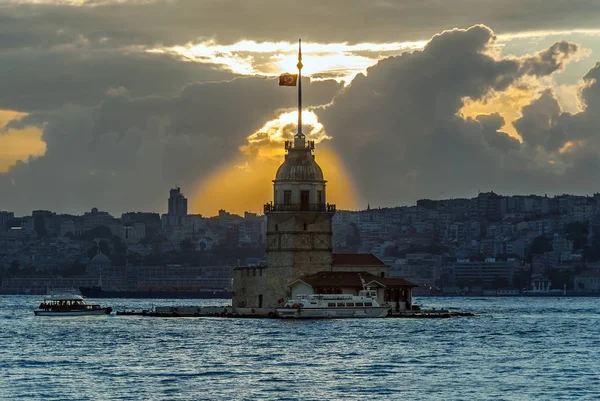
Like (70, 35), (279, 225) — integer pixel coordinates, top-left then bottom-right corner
(275, 224), (278, 231)
(284, 190), (292, 205)
(303, 223), (307, 231)
(300, 190), (310, 211)
(317, 190), (323, 205)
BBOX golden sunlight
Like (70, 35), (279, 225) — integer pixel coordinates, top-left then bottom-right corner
(191, 111), (357, 216)
(460, 86), (541, 141)
(241, 110), (329, 160)
(149, 40), (426, 83)
(559, 140), (584, 154)
(0, 110), (46, 172)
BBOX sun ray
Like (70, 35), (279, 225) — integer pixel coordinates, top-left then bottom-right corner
(192, 111), (357, 215)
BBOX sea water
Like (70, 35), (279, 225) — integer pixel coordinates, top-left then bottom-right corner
(1, 296), (599, 400)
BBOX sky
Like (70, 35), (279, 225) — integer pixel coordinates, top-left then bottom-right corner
(2, 0), (600, 216)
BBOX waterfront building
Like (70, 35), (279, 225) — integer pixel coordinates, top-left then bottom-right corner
(452, 258), (519, 287)
(286, 271), (416, 311)
(573, 270), (600, 293)
(530, 273), (552, 292)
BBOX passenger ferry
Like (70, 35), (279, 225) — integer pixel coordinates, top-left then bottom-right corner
(34, 294), (112, 316)
(276, 290), (390, 319)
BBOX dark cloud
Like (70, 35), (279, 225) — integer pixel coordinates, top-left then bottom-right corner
(0, 1), (593, 115)
(476, 113), (521, 151)
(0, 77), (342, 214)
(513, 90), (565, 151)
(520, 41), (580, 77)
(2, 0), (600, 48)
(581, 62), (600, 109)
(0, 48), (235, 112)
(317, 25), (585, 206)
(512, 64), (600, 158)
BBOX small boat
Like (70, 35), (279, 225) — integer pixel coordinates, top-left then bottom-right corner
(34, 294), (112, 316)
(276, 290), (390, 319)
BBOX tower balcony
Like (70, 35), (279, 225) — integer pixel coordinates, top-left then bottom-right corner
(284, 140), (315, 151)
(264, 202), (336, 213)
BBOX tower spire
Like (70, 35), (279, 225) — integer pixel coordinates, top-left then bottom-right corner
(296, 38), (303, 139)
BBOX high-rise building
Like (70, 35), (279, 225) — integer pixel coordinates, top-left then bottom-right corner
(162, 187), (188, 227)
(168, 187), (188, 217)
(0, 211), (15, 230)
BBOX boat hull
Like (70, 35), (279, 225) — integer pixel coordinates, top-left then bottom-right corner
(276, 306), (389, 319)
(34, 307), (112, 316)
(79, 286), (231, 299)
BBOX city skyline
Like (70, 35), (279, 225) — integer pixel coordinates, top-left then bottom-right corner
(5, 187), (600, 219)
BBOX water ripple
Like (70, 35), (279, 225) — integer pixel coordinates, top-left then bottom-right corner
(1, 296), (600, 400)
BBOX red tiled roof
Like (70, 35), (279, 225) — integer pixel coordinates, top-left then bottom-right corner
(375, 276), (418, 287)
(290, 271), (416, 288)
(332, 253), (387, 266)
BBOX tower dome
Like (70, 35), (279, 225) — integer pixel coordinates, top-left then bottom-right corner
(86, 251), (111, 277)
(275, 146), (324, 182)
(89, 252), (111, 268)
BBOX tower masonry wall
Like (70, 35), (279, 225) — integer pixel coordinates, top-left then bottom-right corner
(232, 266), (295, 310)
(233, 212), (334, 310)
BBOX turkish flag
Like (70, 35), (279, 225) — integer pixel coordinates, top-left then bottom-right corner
(279, 73), (298, 86)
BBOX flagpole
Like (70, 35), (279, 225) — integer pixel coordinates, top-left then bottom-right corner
(297, 38), (303, 138)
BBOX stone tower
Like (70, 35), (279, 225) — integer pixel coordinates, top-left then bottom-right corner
(231, 39), (335, 311)
(260, 135), (336, 308)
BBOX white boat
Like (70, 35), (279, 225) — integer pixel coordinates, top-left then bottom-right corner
(276, 290), (390, 319)
(34, 294), (112, 316)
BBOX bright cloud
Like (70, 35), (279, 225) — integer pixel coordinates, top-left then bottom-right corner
(0, 110), (46, 172)
(149, 40), (427, 83)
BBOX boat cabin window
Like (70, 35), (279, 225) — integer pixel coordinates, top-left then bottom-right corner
(336, 303), (345, 307)
(365, 302), (373, 306)
(356, 302), (364, 307)
(328, 303), (336, 307)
